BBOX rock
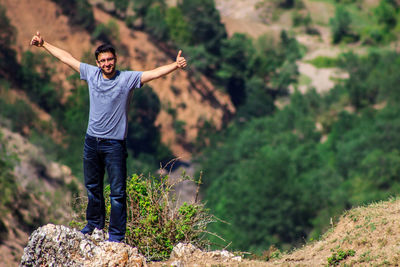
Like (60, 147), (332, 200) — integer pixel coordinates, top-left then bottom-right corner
(20, 224), (146, 267)
(170, 243), (201, 259)
(170, 243), (242, 264)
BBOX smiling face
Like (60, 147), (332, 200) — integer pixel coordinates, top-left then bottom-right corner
(96, 51), (117, 78)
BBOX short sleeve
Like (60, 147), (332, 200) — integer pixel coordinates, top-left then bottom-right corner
(126, 71), (143, 90)
(80, 63), (98, 81)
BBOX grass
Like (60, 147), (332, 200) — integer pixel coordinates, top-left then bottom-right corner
(264, 197), (400, 266)
(306, 55), (340, 68)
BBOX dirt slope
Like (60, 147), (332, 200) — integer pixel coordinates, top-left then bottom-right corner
(148, 198), (400, 266)
(0, 127), (83, 267)
(270, 198), (400, 266)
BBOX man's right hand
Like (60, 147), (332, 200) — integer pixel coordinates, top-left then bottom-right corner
(28, 31), (81, 72)
(30, 31), (44, 47)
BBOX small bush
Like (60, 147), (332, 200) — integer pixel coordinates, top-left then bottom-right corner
(71, 172), (214, 261)
(330, 6), (357, 44)
(91, 19), (120, 44)
(327, 249), (356, 265)
(306, 56), (340, 68)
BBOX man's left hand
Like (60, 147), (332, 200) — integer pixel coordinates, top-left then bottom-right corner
(176, 50), (187, 69)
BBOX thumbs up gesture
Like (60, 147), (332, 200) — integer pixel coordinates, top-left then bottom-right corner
(176, 50), (187, 69)
(30, 31), (44, 47)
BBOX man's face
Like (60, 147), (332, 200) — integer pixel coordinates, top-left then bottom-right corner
(96, 51), (116, 76)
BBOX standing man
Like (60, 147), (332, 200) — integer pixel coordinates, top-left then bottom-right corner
(30, 31), (187, 242)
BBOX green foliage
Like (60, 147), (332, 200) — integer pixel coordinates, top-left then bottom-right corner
(181, 44), (213, 73)
(0, 132), (19, 213)
(97, 173), (212, 260)
(272, 0), (295, 9)
(50, 0), (95, 31)
(292, 10), (312, 28)
(127, 85), (173, 169)
(178, 0), (227, 56)
(0, 3), (19, 80)
(217, 33), (254, 107)
(338, 51), (400, 109)
(306, 56), (340, 68)
(0, 98), (37, 133)
(335, 0), (359, 3)
(374, 0), (397, 32)
(18, 51), (61, 112)
(199, 50), (400, 254)
(106, 0), (130, 17)
(165, 7), (191, 45)
(91, 19), (120, 44)
(56, 73), (89, 175)
(236, 76), (275, 120)
(330, 5), (357, 44)
(144, 4), (169, 42)
(200, 92), (329, 252)
(131, 0), (165, 20)
(327, 249), (355, 265)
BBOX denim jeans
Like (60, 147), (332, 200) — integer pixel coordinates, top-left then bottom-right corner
(83, 134), (128, 241)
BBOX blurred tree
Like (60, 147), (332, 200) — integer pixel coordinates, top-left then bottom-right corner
(0, 4), (19, 80)
(330, 5), (353, 43)
(106, 0), (130, 17)
(178, 0), (227, 56)
(165, 7), (191, 45)
(51, 0), (95, 31)
(144, 4), (169, 41)
(374, 0), (397, 32)
(127, 85), (173, 165)
(18, 51), (61, 112)
(217, 33), (254, 107)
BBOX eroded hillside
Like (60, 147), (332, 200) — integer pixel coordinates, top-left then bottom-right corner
(2, 0), (234, 159)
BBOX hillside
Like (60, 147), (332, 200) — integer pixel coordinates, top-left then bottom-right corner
(150, 197), (400, 266)
(1, 0), (235, 159)
(0, 127), (83, 267)
(17, 197), (400, 266)
(0, 0), (235, 265)
(270, 198), (400, 266)
(3, 0), (400, 266)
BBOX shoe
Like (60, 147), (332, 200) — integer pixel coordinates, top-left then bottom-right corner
(80, 224), (95, 235)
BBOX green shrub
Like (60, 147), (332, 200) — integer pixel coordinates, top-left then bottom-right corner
(327, 249), (356, 265)
(165, 7), (191, 45)
(72, 173), (213, 261)
(50, 0), (95, 31)
(0, 132), (19, 212)
(144, 4), (169, 42)
(306, 56), (340, 68)
(330, 5), (359, 44)
(118, 174), (212, 260)
(91, 19), (120, 44)
(0, 98), (37, 134)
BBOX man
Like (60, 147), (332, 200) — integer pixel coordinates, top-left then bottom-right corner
(30, 31), (187, 242)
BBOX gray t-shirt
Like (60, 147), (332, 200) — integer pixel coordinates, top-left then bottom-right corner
(80, 63), (142, 140)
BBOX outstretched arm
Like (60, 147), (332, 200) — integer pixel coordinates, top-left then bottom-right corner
(141, 50), (187, 84)
(30, 31), (81, 72)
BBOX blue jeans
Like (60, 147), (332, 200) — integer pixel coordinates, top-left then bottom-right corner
(83, 134), (128, 241)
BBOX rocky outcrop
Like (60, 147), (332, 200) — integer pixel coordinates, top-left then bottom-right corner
(167, 243), (243, 267)
(20, 224), (146, 267)
(20, 224), (245, 267)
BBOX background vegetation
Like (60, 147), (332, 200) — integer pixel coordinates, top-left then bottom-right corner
(2, 0), (400, 259)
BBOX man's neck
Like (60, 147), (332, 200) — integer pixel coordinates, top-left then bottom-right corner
(102, 70), (117, 80)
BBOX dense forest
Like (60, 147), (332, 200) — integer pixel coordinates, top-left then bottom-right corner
(2, 0), (400, 256)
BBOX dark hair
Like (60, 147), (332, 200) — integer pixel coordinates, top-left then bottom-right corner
(95, 44), (116, 60)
